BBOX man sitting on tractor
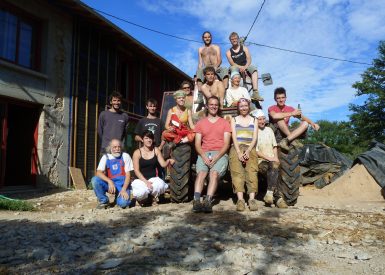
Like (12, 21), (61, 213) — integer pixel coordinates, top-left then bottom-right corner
(193, 96), (231, 213)
(197, 31), (229, 92)
(201, 66), (226, 108)
(226, 32), (263, 101)
(268, 87), (320, 151)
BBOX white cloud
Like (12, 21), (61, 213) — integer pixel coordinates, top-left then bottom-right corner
(140, 0), (384, 121)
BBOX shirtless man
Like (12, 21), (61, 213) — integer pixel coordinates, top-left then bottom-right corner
(197, 31), (229, 91)
(226, 32), (263, 101)
(201, 66), (225, 108)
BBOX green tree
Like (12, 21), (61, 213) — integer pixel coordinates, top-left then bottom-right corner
(349, 41), (385, 146)
(292, 120), (364, 159)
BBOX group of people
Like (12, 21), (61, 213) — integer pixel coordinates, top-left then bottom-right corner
(90, 30), (320, 212)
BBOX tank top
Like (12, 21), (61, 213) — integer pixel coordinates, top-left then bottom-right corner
(139, 148), (158, 179)
(171, 106), (189, 125)
(230, 45), (247, 66)
(234, 116), (255, 146)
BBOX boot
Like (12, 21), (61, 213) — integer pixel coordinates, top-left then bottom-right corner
(236, 199), (246, 211)
(251, 90), (264, 101)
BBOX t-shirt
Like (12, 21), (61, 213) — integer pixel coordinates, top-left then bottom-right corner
(256, 126), (277, 164)
(98, 110), (129, 149)
(134, 117), (164, 146)
(225, 86), (250, 107)
(194, 117), (231, 152)
(268, 105), (295, 125)
(97, 152), (134, 173)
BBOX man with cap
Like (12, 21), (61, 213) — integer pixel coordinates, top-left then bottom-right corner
(225, 70), (251, 107)
(226, 32), (263, 101)
(255, 109), (287, 208)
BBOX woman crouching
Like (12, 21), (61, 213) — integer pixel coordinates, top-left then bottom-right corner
(132, 130), (175, 205)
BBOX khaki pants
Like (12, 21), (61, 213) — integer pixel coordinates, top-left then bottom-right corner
(229, 145), (258, 193)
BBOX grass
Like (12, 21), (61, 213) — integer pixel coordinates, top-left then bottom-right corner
(0, 195), (35, 211)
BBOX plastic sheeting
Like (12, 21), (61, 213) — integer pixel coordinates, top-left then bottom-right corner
(299, 144), (352, 188)
(354, 140), (385, 188)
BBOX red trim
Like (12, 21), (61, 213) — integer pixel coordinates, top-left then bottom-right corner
(31, 115), (38, 186)
(0, 105), (8, 188)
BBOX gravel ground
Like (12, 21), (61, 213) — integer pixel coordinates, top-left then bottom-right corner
(0, 188), (384, 274)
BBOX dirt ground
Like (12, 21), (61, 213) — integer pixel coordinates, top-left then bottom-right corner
(1, 165), (384, 274)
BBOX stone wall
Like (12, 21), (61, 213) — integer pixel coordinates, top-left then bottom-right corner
(0, 0), (73, 188)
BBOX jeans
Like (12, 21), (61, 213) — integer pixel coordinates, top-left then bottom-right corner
(91, 176), (131, 208)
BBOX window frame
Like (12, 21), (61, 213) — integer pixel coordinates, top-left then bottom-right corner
(0, 2), (41, 71)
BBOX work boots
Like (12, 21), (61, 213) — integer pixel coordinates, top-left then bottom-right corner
(251, 90), (264, 101)
(236, 199), (246, 211)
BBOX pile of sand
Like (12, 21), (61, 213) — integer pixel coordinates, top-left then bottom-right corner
(299, 164), (384, 209)
(319, 164), (384, 201)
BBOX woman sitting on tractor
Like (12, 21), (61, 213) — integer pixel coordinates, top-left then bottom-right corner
(162, 90), (195, 158)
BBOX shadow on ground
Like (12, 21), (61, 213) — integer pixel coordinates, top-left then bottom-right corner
(0, 205), (318, 274)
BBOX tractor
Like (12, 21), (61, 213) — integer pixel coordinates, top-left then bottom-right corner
(160, 71), (301, 206)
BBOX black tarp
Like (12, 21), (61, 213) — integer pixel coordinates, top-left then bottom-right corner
(299, 144), (352, 188)
(354, 140), (385, 188)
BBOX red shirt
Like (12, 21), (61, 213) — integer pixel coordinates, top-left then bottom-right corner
(194, 117), (231, 152)
(268, 105), (295, 125)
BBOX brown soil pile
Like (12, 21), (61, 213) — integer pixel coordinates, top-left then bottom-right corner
(299, 164), (384, 209)
(319, 164), (383, 201)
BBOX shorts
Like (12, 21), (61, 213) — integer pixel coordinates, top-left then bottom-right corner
(229, 65), (258, 75)
(197, 67), (229, 82)
(196, 151), (228, 177)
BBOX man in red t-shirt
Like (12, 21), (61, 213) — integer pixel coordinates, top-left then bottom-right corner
(193, 96), (231, 213)
(268, 87), (320, 150)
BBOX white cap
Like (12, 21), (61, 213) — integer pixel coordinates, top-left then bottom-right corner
(254, 109), (265, 118)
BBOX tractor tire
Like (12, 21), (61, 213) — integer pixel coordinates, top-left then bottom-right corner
(169, 143), (191, 203)
(277, 147), (302, 206)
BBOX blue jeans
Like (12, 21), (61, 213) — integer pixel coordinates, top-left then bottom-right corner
(91, 176), (131, 208)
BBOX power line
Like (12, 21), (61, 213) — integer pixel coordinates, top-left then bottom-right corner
(244, 0), (266, 41)
(90, 7), (371, 66)
(247, 42), (372, 65)
(92, 8), (203, 44)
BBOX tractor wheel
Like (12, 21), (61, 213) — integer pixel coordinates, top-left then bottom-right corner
(169, 143), (191, 203)
(277, 147), (302, 206)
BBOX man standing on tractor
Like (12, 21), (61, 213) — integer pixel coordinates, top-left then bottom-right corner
(268, 87), (320, 151)
(197, 31), (229, 92)
(98, 92), (129, 155)
(201, 66), (226, 108)
(134, 98), (164, 150)
(226, 32), (263, 101)
(193, 96), (231, 213)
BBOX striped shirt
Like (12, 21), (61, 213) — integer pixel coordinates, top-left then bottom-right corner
(234, 116), (255, 146)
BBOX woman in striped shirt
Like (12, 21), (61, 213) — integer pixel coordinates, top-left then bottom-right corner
(229, 98), (259, 211)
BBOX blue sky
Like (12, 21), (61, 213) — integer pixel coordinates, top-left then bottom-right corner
(82, 0), (385, 122)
